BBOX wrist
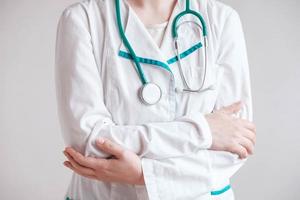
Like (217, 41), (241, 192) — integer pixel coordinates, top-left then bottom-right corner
(135, 172), (145, 185)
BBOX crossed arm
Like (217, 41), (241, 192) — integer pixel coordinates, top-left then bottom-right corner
(62, 102), (256, 185)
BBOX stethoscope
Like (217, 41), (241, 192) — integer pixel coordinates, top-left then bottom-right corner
(115, 0), (208, 105)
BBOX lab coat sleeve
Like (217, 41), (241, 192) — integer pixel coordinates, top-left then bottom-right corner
(211, 8), (253, 186)
(54, 7), (212, 160)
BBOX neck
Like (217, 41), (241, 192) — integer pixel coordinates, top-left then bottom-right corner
(130, 0), (174, 8)
(127, 0), (177, 25)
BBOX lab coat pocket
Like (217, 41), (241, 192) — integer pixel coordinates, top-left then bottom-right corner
(175, 42), (223, 94)
(181, 63), (224, 118)
(203, 63), (226, 111)
(202, 63), (224, 91)
(174, 43), (207, 90)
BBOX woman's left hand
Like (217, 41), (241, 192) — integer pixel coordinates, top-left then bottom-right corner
(63, 138), (145, 185)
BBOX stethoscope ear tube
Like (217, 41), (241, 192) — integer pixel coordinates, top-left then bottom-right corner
(171, 0), (207, 38)
(174, 34), (208, 93)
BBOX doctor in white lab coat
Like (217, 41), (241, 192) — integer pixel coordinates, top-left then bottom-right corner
(55, 0), (256, 199)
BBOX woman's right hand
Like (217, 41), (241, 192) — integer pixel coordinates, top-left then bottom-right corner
(205, 102), (256, 159)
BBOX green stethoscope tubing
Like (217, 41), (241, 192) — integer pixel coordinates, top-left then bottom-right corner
(115, 0), (147, 85)
(171, 0), (207, 38)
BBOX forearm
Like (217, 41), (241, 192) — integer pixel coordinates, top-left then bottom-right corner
(81, 111), (212, 159)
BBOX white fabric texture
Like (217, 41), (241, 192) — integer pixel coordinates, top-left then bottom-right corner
(146, 21), (168, 48)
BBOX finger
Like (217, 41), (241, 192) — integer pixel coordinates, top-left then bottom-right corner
(239, 119), (256, 132)
(96, 138), (125, 158)
(64, 149), (110, 177)
(220, 101), (243, 115)
(63, 150), (95, 176)
(65, 148), (110, 172)
(241, 128), (256, 145)
(230, 144), (248, 159)
(64, 161), (96, 180)
(238, 137), (254, 155)
(65, 147), (98, 169)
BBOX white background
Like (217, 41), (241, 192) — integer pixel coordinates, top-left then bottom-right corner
(0, 0), (299, 199)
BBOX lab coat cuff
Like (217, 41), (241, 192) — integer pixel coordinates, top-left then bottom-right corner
(187, 112), (213, 149)
(140, 158), (160, 200)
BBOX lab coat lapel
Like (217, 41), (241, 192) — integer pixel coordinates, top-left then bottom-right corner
(118, 1), (171, 75)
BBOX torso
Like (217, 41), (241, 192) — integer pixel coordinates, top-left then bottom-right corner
(62, 0), (237, 199)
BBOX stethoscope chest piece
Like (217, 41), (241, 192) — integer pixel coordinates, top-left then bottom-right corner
(139, 83), (162, 105)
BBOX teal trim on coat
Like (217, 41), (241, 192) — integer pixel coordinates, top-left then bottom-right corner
(65, 184), (231, 198)
(118, 51), (172, 73)
(211, 184), (232, 196)
(167, 42), (202, 64)
(118, 42), (203, 71)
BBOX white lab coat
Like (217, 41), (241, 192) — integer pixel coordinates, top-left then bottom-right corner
(55, 0), (253, 199)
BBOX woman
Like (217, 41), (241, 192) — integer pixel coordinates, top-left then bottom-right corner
(55, 0), (256, 199)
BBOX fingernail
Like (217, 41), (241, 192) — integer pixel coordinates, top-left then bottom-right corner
(97, 138), (105, 144)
